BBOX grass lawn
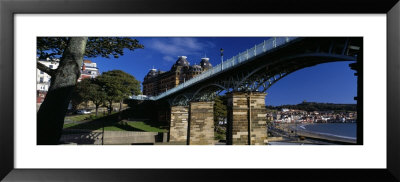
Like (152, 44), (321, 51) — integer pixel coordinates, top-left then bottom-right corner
(63, 123), (79, 128)
(65, 112), (115, 122)
(64, 111), (167, 132)
(63, 120), (167, 132)
(65, 114), (89, 122)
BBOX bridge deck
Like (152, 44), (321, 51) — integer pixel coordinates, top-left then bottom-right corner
(131, 37), (301, 101)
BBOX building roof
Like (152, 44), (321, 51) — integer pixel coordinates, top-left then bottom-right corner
(146, 68), (158, 77)
(83, 60), (92, 63)
(173, 56), (190, 67)
(190, 64), (202, 71)
(200, 57), (212, 69)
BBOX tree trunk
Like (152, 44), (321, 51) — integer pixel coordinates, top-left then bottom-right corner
(119, 100), (122, 112)
(37, 37), (88, 145)
(95, 104), (99, 117)
(108, 100), (113, 115)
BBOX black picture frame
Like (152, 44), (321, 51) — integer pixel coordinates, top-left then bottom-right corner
(1, 0), (399, 181)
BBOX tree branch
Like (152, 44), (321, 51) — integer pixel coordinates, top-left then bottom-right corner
(37, 61), (56, 77)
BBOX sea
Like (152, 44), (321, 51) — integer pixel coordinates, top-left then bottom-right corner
(296, 123), (357, 139)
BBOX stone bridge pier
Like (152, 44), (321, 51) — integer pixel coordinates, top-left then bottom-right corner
(169, 105), (189, 142)
(188, 101), (215, 145)
(227, 92), (268, 145)
(168, 101), (215, 145)
(168, 92), (267, 145)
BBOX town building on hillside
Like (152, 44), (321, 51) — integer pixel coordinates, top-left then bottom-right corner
(78, 60), (100, 82)
(37, 58), (100, 108)
(142, 56), (212, 96)
(36, 58), (60, 110)
(37, 58), (60, 92)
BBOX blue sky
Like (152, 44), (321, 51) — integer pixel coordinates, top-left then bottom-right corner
(88, 37), (357, 106)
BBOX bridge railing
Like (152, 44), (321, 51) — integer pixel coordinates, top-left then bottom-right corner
(134, 37), (300, 101)
(130, 95), (155, 100)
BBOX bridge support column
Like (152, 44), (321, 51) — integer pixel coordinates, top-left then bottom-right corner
(227, 92), (268, 145)
(169, 106), (189, 143)
(188, 101), (215, 145)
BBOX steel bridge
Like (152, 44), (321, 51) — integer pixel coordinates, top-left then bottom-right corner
(132, 37), (361, 105)
(130, 37), (362, 145)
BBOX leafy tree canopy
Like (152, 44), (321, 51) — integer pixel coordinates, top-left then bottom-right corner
(37, 37), (144, 60)
(74, 78), (106, 104)
(97, 70), (142, 102)
(214, 95), (227, 125)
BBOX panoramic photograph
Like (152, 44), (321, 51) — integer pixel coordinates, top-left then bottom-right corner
(36, 37), (362, 145)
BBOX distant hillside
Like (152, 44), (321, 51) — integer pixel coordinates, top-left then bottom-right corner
(266, 102), (357, 112)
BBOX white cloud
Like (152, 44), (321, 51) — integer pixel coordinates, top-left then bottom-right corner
(163, 55), (175, 62)
(145, 38), (215, 61)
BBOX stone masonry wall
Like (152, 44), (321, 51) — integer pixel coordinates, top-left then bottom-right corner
(249, 92), (268, 145)
(189, 101), (214, 145)
(227, 92), (267, 145)
(169, 106), (189, 142)
(227, 92), (249, 145)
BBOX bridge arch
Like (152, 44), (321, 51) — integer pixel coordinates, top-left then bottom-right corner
(234, 52), (357, 93)
(170, 93), (191, 106)
(191, 83), (227, 101)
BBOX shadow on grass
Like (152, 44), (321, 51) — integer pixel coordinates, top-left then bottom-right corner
(65, 109), (145, 132)
(125, 119), (169, 131)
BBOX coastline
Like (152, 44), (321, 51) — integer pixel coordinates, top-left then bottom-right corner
(270, 123), (357, 145)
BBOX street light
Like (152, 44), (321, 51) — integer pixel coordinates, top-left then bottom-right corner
(220, 48), (224, 69)
(101, 86), (105, 145)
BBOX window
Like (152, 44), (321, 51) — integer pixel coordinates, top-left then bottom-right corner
(39, 77), (44, 83)
(40, 71), (44, 74)
(49, 65), (53, 69)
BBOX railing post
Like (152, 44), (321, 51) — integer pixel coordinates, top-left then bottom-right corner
(263, 40), (266, 52)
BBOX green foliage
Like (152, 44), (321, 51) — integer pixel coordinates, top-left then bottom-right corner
(64, 120), (166, 132)
(72, 78), (107, 112)
(214, 126), (226, 140)
(97, 70), (141, 100)
(214, 96), (227, 141)
(72, 70), (141, 114)
(37, 37), (144, 60)
(214, 95), (227, 128)
(36, 37), (143, 144)
(74, 79), (104, 102)
(65, 112), (115, 122)
(64, 110), (167, 132)
(96, 70), (141, 112)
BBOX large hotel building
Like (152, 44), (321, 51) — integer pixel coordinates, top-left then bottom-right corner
(142, 56), (212, 96)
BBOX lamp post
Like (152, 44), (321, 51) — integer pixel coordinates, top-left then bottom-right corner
(101, 86), (105, 145)
(220, 48), (224, 70)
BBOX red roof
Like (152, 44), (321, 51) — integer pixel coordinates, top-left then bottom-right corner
(83, 60), (92, 63)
